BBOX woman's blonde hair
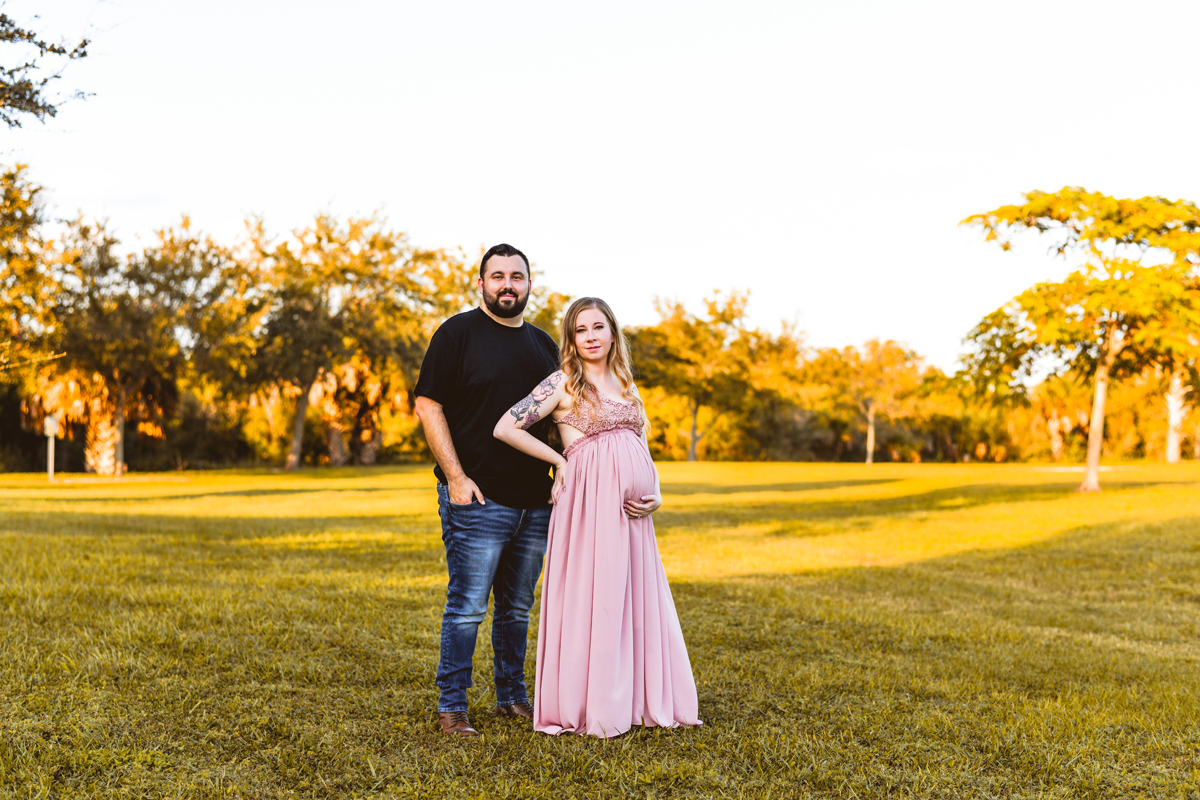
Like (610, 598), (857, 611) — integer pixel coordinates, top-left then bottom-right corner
(559, 297), (643, 417)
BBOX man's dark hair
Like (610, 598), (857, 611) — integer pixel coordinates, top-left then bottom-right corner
(479, 243), (530, 278)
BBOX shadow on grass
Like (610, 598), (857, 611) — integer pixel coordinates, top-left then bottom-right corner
(657, 478), (1197, 536)
(1, 509), (441, 542)
(660, 478), (899, 495)
(672, 511), (1200, 693)
(1, 510), (449, 592)
(57, 486), (414, 504)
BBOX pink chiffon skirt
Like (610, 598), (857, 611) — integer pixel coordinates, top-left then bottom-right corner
(534, 427), (701, 738)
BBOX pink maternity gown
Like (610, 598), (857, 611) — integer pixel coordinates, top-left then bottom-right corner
(534, 385), (701, 738)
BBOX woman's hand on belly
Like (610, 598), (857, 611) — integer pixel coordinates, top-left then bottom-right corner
(623, 492), (661, 519)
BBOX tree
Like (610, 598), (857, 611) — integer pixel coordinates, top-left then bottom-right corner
(630, 292), (754, 461)
(1030, 374), (1092, 463)
(345, 246), (475, 464)
(1164, 368), (1193, 463)
(0, 164), (62, 375)
(247, 215), (465, 469)
(1, 13), (88, 127)
(963, 188), (1200, 491)
(22, 220), (208, 474)
(184, 224), (264, 395)
(725, 322), (819, 461)
(526, 287), (572, 344)
(802, 340), (923, 464)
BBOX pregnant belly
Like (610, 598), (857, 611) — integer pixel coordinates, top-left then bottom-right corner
(564, 428), (658, 503)
(615, 432), (657, 501)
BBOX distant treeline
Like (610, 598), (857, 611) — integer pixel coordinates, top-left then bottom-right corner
(3, 166), (1200, 475)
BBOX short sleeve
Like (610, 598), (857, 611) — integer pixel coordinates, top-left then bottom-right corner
(414, 323), (460, 405)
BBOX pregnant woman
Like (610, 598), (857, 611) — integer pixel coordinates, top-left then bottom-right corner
(493, 296), (701, 738)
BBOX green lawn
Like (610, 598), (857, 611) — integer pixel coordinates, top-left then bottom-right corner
(2, 463), (1199, 798)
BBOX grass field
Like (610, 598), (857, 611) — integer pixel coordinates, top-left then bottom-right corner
(2, 463), (1200, 799)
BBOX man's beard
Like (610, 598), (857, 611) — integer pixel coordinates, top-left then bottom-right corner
(482, 286), (529, 319)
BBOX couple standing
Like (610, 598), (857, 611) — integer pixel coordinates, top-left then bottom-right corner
(413, 243), (701, 738)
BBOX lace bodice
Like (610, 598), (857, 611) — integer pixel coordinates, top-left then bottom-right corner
(557, 383), (646, 438)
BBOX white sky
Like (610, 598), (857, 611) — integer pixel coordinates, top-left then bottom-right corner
(8, 0), (1200, 368)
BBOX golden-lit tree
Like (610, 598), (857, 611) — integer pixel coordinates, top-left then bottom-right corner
(1164, 369), (1192, 463)
(0, 164), (59, 375)
(332, 246), (476, 465)
(248, 215), (403, 469)
(803, 340), (923, 464)
(963, 188), (1200, 491)
(1031, 374), (1092, 463)
(526, 287), (572, 345)
(629, 292), (812, 461)
(6, 218), (237, 474)
(17, 221), (206, 474)
(246, 216), (476, 469)
(631, 292), (755, 461)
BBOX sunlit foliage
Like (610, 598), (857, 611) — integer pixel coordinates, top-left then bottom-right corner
(7, 167), (1200, 472)
(963, 188), (1200, 490)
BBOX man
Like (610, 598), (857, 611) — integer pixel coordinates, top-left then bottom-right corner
(413, 243), (560, 737)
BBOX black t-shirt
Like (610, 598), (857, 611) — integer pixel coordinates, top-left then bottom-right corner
(414, 308), (560, 508)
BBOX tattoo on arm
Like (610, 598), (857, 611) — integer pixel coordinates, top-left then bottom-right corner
(509, 371), (563, 430)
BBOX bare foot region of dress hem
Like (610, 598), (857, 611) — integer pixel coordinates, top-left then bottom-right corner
(536, 719), (704, 738)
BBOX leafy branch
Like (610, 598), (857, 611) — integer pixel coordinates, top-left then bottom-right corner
(0, 12), (89, 127)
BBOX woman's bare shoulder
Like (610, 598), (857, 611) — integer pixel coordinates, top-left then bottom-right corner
(546, 371), (574, 416)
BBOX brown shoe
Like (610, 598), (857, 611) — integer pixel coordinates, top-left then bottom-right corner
(437, 710), (478, 737)
(495, 701), (534, 721)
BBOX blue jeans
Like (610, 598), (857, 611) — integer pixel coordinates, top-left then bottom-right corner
(435, 482), (550, 713)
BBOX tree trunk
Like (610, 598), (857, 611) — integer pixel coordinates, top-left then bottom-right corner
(1165, 370), (1190, 464)
(351, 401), (382, 466)
(321, 396), (349, 466)
(1047, 415), (1065, 462)
(114, 387), (127, 478)
(864, 404), (876, 465)
(285, 381), (315, 470)
(326, 419), (349, 466)
(687, 399), (699, 462)
(257, 390), (278, 446)
(85, 399), (118, 475)
(1078, 361), (1111, 493)
(359, 429), (382, 465)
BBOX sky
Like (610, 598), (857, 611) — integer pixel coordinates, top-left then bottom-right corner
(8, 0), (1200, 368)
